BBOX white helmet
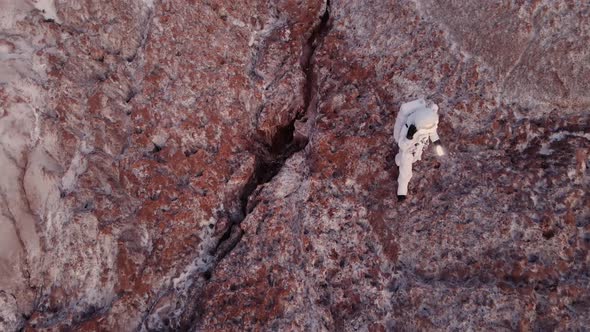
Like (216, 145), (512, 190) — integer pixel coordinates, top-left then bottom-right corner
(414, 108), (439, 130)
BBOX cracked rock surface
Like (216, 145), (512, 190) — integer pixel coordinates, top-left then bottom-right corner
(1, 0), (589, 331)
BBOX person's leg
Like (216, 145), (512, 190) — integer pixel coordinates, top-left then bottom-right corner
(397, 152), (413, 198)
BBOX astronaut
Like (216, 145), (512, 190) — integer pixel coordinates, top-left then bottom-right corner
(393, 99), (443, 201)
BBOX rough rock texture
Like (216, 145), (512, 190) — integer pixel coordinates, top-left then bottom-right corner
(0, 0), (588, 331)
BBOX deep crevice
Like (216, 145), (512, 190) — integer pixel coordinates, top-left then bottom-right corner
(210, 0), (332, 265)
(180, 3), (333, 330)
(301, 0), (331, 117)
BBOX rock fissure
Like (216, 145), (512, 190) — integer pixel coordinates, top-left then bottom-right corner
(135, 290), (168, 332)
(126, 6), (155, 63)
(301, 0), (331, 117)
(0, 150), (35, 297)
(210, 0), (332, 267)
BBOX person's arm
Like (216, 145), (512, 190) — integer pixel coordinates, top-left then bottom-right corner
(430, 130), (445, 156)
(430, 130), (440, 145)
(397, 124), (412, 150)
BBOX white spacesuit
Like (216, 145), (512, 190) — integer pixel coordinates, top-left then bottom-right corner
(393, 99), (442, 201)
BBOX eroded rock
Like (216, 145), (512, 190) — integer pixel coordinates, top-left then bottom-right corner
(0, 0), (588, 331)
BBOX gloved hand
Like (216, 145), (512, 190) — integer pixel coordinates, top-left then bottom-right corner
(397, 195), (406, 202)
(433, 139), (444, 156)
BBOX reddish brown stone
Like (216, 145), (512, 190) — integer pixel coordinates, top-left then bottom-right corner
(1, 0), (589, 331)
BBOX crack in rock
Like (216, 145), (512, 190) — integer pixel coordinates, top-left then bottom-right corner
(301, 0), (332, 116)
(210, 0), (332, 267)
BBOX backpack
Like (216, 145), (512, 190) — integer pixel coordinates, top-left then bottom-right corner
(393, 98), (426, 143)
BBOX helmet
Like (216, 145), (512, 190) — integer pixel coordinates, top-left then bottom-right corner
(414, 108), (438, 130)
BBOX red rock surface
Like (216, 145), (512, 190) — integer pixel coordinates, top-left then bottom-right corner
(0, 0), (588, 331)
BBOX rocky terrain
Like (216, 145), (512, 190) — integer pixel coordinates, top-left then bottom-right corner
(0, 0), (588, 331)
